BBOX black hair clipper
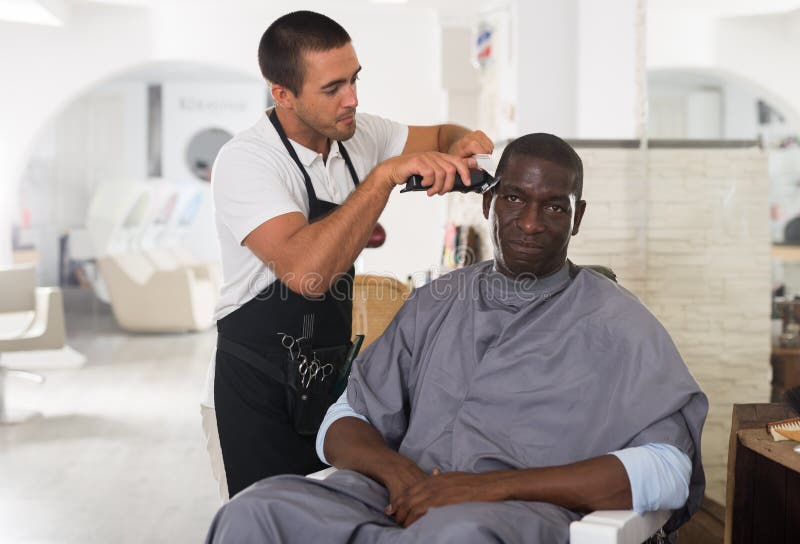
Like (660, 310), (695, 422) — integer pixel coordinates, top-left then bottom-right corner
(399, 154), (498, 194)
(400, 169), (496, 194)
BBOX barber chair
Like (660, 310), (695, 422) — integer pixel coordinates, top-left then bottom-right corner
(169, 246), (222, 294)
(352, 274), (411, 350)
(0, 265), (66, 424)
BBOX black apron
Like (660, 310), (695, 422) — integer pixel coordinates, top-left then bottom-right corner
(214, 109), (360, 497)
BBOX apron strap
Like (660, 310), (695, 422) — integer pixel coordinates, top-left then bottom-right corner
(268, 109), (319, 204)
(268, 109), (361, 203)
(337, 141), (360, 187)
(217, 336), (287, 385)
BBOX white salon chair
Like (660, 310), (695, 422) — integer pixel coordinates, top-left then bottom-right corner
(146, 247), (222, 297)
(0, 265), (66, 424)
(307, 467), (669, 543)
(98, 252), (216, 333)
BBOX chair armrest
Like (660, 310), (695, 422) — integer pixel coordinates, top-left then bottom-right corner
(570, 509), (671, 544)
(0, 288), (66, 351)
(307, 466), (338, 480)
(31, 288), (67, 348)
(6, 369), (45, 383)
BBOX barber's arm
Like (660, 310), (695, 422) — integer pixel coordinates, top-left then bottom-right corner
(403, 124), (494, 158)
(243, 151), (475, 297)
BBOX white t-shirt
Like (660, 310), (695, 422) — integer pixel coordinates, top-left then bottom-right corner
(202, 108), (407, 407)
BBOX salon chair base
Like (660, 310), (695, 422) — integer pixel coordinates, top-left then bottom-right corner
(0, 407), (42, 425)
(0, 367), (45, 425)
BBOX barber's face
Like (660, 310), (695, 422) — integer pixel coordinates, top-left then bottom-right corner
(482, 156), (586, 279)
(293, 43), (360, 141)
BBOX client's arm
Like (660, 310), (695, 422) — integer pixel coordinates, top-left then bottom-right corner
(317, 392), (429, 507)
(389, 445), (691, 528)
(611, 443), (692, 512)
(387, 454), (629, 527)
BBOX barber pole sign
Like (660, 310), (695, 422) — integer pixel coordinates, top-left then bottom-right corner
(474, 22), (493, 69)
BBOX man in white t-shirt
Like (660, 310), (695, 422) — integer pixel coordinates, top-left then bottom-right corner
(202, 10), (493, 501)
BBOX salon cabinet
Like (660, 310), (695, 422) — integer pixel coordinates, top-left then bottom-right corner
(770, 348), (800, 402)
(726, 403), (800, 544)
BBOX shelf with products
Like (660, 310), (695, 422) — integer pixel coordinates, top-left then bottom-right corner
(442, 222), (481, 270)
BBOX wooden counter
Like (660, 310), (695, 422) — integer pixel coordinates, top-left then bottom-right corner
(726, 404), (800, 544)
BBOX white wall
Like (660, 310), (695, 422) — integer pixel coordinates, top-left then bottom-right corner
(648, 8), (800, 128)
(513, 0), (579, 136)
(714, 12), (800, 128)
(440, 25), (481, 129)
(648, 11), (718, 69)
(724, 82), (760, 138)
(576, 0), (639, 138)
(477, 0), (640, 140)
(648, 71), (767, 140)
(684, 90), (723, 139)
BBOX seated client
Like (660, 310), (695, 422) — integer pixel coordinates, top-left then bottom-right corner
(205, 133), (708, 543)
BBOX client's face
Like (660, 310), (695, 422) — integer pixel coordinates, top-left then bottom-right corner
(482, 155), (586, 279)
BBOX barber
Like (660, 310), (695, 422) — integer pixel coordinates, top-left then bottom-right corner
(200, 10), (493, 500)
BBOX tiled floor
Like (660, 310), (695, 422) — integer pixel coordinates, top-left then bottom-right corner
(0, 289), (220, 543)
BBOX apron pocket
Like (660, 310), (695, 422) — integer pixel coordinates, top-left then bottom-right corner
(285, 343), (350, 436)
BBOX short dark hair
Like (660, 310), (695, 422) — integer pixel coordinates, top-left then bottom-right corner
(495, 133), (583, 199)
(258, 11), (351, 95)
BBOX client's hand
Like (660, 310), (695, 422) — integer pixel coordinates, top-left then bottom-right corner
(389, 470), (503, 528)
(382, 459), (430, 516)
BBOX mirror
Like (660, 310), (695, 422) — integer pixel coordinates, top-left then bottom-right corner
(185, 127), (233, 182)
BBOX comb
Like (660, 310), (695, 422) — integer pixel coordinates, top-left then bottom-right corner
(766, 416), (800, 442)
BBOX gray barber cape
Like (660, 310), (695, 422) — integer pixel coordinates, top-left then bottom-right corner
(206, 261), (707, 544)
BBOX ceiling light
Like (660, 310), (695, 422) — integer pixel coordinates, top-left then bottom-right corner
(0, 0), (64, 26)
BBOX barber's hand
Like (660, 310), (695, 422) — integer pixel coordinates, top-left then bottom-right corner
(379, 152), (478, 196)
(447, 130), (494, 158)
(388, 470), (504, 528)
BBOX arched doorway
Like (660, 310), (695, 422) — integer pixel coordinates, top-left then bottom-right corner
(13, 61), (267, 286)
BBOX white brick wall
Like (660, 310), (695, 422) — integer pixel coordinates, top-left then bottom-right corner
(446, 146), (772, 504)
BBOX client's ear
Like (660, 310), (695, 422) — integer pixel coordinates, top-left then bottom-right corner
(572, 200), (587, 235)
(482, 191), (493, 219)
